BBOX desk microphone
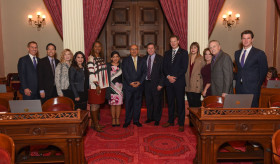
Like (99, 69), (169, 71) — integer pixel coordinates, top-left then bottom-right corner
(266, 148), (280, 158)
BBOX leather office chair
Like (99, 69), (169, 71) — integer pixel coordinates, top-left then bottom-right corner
(0, 133), (15, 164)
(202, 96), (224, 108)
(269, 95), (280, 108)
(0, 98), (9, 112)
(42, 97), (74, 112)
(272, 129), (280, 164)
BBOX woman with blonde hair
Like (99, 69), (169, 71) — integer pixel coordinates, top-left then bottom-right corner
(87, 41), (109, 132)
(55, 49), (74, 99)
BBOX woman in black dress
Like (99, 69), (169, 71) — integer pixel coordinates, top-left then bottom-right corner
(201, 48), (212, 97)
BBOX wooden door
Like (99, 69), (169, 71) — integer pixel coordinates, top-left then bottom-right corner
(104, 0), (167, 61)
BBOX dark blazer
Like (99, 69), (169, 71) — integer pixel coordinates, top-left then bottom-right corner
(163, 48), (188, 86)
(69, 66), (89, 98)
(105, 63), (123, 100)
(18, 54), (40, 99)
(234, 47), (268, 94)
(37, 56), (59, 97)
(211, 50), (233, 96)
(144, 54), (165, 91)
(122, 56), (147, 91)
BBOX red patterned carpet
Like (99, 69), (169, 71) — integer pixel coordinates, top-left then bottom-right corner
(84, 107), (197, 164)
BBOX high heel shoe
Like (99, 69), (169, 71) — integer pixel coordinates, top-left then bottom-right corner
(115, 117), (120, 127)
(112, 118), (116, 127)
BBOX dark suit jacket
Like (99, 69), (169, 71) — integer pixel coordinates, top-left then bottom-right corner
(37, 56), (59, 97)
(144, 54), (165, 92)
(18, 54), (40, 98)
(122, 56), (147, 92)
(211, 50), (233, 96)
(69, 66), (89, 98)
(234, 47), (268, 94)
(163, 48), (188, 86)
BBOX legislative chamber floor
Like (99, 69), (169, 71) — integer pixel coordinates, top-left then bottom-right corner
(84, 107), (197, 164)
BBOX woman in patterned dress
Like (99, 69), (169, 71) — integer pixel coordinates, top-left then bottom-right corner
(87, 41), (109, 132)
(106, 51), (123, 126)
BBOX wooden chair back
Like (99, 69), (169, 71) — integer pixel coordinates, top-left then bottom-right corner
(269, 95), (280, 108)
(42, 97), (74, 112)
(6, 73), (19, 86)
(202, 96), (224, 108)
(0, 98), (9, 112)
(272, 129), (280, 164)
(0, 133), (15, 164)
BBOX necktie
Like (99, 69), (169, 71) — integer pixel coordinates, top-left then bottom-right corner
(33, 57), (37, 69)
(171, 50), (176, 63)
(240, 50), (246, 67)
(211, 56), (216, 67)
(51, 58), (55, 75)
(133, 57), (137, 71)
(147, 56), (152, 80)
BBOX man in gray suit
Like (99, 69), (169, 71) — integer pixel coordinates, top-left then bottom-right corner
(209, 40), (233, 97)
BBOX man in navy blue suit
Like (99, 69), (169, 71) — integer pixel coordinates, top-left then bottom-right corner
(122, 45), (147, 128)
(144, 43), (164, 126)
(162, 35), (188, 132)
(235, 30), (268, 107)
(18, 41), (40, 100)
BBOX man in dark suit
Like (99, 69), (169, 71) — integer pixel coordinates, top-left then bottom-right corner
(37, 43), (60, 104)
(144, 43), (164, 126)
(122, 45), (147, 128)
(162, 35), (188, 132)
(209, 40), (233, 97)
(18, 41), (40, 100)
(235, 30), (268, 107)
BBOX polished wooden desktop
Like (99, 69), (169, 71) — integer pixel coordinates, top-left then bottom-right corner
(189, 107), (280, 164)
(0, 110), (89, 164)
(259, 88), (280, 107)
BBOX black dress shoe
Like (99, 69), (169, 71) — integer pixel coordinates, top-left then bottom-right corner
(133, 122), (142, 127)
(123, 123), (130, 128)
(145, 119), (153, 123)
(154, 121), (159, 126)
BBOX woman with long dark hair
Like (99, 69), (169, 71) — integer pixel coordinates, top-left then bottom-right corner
(201, 48), (212, 97)
(69, 51), (89, 110)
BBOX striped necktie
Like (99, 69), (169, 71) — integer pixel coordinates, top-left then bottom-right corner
(171, 50), (176, 63)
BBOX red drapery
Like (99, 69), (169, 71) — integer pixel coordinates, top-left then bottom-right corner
(43, 0), (63, 39)
(83, 0), (112, 57)
(209, 0), (225, 37)
(159, 0), (188, 50)
(277, 0), (280, 12)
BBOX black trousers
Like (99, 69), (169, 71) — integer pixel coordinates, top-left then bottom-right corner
(166, 83), (185, 126)
(124, 88), (143, 124)
(186, 92), (201, 107)
(145, 80), (163, 122)
(41, 86), (58, 104)
(74, 91), (88, 110)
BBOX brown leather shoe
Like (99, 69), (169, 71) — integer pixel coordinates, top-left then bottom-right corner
(162, 122), (174, 128)
(178, 126), (184, 132)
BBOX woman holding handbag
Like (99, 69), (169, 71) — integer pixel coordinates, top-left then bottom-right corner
(87, 41), (109, 132)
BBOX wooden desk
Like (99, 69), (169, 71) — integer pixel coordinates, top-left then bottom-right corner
(259, 88), (280, 107)
(0, 111), (89, 164)
(189, 107), (280, 164)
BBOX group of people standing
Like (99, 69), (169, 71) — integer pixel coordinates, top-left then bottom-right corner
(17, 29), (269, 133)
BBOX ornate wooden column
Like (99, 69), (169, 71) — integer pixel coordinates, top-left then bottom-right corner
(62, 0), (85, 53)
(188, 0), (209, 52)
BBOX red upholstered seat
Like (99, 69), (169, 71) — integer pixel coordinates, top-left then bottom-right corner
(270, 95), (280, 108)
(44, 104), (73, 112)
(0, 148), (11, 164)
(272, 129), (280, 164)
(42, 97), (74, 112)
(202, 96), (224, 108)
(0, 134), (14, 164)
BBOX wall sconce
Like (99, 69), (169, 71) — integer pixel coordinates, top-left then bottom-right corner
(222, 11), (240, 31)
(28, 12), (46, 31)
